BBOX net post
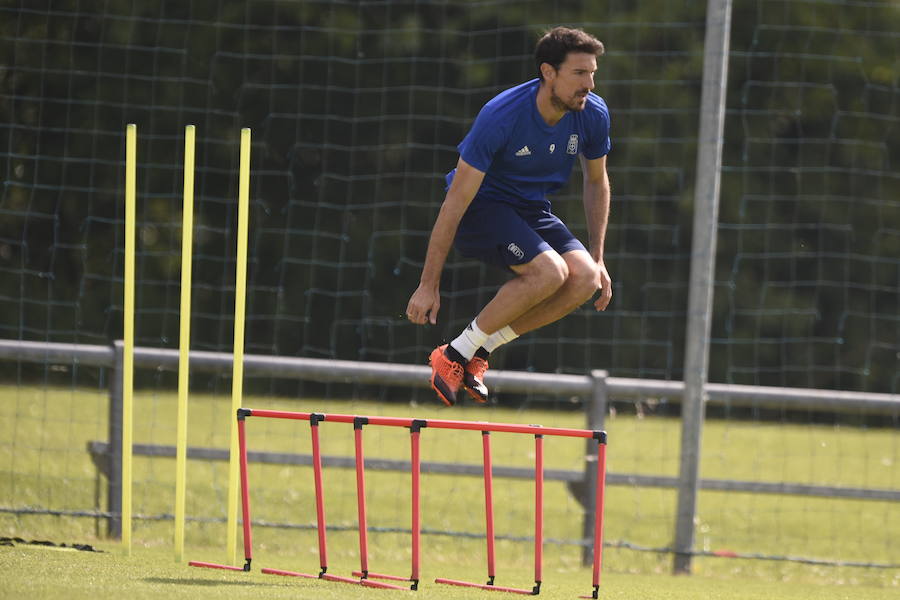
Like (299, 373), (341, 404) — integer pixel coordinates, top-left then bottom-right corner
(107, 341), (124, 539)
(482, 430), (496, 586)
(237, 408), (253, 571)
(533, 432), (544, 595)
(309, 413), (328, 576)
(675, 0), (732, 576)
(582, 370), (608, 567)
(353, 416), (370, 578)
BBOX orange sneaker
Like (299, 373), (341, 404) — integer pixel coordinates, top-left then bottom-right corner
(463, 356), (489, 403)
(428, 344), (464, 406)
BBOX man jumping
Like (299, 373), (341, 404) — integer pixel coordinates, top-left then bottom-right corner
(406, 26), (613, 406)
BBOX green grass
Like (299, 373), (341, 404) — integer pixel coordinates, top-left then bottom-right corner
(1, 542), (898, 600)
(1, 384), (899, 598)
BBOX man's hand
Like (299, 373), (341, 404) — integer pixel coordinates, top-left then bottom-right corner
(406, 283), (440, 325)
(593, 262), (612, 311)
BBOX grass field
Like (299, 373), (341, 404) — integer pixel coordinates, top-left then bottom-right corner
(1, 542), (898, 600)
(1, 385), (898, 598)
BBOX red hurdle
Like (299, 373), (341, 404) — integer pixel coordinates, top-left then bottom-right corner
(189, 408), (607, 597)
(582, 437), (608, 600)
(259, 413), (328, 580)
(349, 417), (423, 589)
(433, 430), (545, 595)
(187, 414), (254, 572)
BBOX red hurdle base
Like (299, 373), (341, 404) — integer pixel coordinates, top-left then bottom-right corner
(579, 584), (601, 599)
(434, 578), (538, 595)
(353, 570), (417, 583)
(321, 573), (410, 590)
(188, 560), (250, 572)
(259, 567), (412, 590)
(360, 579), (411, 590)
(260, 567), (319, 578)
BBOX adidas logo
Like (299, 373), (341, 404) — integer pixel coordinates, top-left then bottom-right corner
(515, 146), (532, 157)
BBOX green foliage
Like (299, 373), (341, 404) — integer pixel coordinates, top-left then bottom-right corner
(1, 1), (897, 391)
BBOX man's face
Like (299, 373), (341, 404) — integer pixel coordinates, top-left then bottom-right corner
(546, 52), (597, 112)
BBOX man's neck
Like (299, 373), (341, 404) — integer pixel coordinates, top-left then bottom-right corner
(535, 82), (565, 126)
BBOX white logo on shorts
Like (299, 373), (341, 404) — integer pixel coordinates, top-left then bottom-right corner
(567, 134), (579, 154)
(507, 243), (525, 260)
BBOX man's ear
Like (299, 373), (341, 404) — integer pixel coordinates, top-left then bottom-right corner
(540, 62), (556, 82)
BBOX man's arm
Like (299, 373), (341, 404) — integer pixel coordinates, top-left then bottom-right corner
(406, 157), (485, 325)
(581, 154), (613, 311)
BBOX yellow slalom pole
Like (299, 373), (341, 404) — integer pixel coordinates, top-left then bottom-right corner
(174, 125), (196, 563)
(123, 124), (136, 556)
(226, 128), (251, 563)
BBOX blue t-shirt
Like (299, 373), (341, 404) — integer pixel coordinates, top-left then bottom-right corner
(447, 78), (611, 208)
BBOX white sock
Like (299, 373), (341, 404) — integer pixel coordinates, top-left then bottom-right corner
(449, 319), (489, 361)
(482, 325), (519, 354)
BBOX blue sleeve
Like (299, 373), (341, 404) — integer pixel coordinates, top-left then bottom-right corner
(582, 98), (611, 160)
(457, 104), (508, 172)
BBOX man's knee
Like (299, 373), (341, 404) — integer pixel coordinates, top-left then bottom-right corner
(564, 253), (600, 302)
(517, 251), (568, 296)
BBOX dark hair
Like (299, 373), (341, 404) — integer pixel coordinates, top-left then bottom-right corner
(534, 27), (605, 81)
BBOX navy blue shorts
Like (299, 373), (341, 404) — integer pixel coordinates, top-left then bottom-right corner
(454, 198), (587, 271)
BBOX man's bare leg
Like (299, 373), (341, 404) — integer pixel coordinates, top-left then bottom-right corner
(429, 249), (570, 405)
(472, 249), (571, 334)
(502, 249), (600, 336)
(450, 250), (599, 403)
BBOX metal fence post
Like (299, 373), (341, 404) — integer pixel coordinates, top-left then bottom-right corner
(673, 0), (733, 575)
(581, 369), (608, 566)
(107, 340), (124, 538)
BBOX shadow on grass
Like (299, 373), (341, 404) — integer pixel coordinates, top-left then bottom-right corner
(143, 577), (286, 587)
